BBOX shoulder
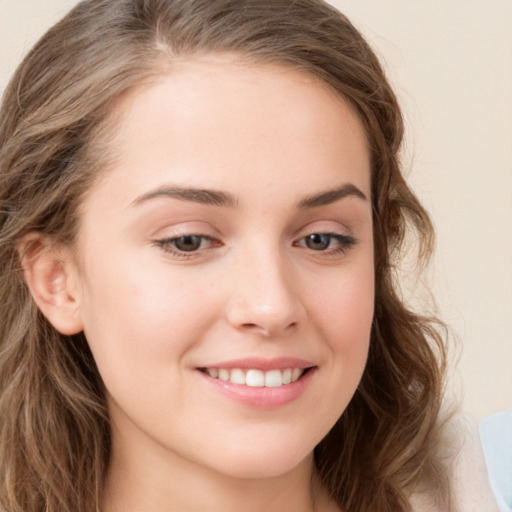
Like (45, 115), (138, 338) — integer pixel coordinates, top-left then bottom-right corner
(411, 413), (499, 512)
(448, 414), (499, 512)
(479, 410), (512, 512)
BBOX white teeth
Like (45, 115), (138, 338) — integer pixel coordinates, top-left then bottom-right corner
(246, 369), (265, 387)
(291, 368), (303, 382)
(204, 367), (307, 387)
(264, 369), (283, 387)
(229, 368), (245, 385)
(207, 368), (218, 378)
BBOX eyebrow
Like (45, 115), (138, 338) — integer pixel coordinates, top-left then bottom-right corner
(298, 183), (367, 208)
(131, 186), (236, 207)
(131, 182), (367, 209)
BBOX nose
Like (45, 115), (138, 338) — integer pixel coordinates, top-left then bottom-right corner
(225, 248), (306, 338)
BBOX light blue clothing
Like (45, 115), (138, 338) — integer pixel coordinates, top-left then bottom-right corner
(480, 410), (512, 512)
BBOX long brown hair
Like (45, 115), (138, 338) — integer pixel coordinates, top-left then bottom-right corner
(0, 1), (449, 511)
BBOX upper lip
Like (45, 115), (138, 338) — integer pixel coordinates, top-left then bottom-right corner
(197, 357), (316, 371)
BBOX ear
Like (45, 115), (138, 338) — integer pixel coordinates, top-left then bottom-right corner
(19, 235), (84, 335)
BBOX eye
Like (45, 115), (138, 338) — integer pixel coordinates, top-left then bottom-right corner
(304, 233), (334, 251)
(153, 234), (221, 258)
(170, 235), (207, 252)
(295, 233), (356, 254)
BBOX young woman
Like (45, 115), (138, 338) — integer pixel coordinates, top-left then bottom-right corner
(0, 1), (496, 511)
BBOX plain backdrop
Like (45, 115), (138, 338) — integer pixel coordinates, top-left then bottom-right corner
(1, 0), (511, 420)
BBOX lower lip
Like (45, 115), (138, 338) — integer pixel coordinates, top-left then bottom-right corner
(196, 368), (316, 409)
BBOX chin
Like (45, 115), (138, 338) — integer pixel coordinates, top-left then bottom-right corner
(200, 430), (316, 480)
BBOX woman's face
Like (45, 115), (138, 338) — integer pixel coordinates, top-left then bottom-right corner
(73, 57), (374, 479)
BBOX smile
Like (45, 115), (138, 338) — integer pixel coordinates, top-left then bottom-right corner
(200, 368), (307, 387)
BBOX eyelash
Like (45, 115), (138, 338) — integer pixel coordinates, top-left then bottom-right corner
(293, 233), (356, 257)
(152, 232), (357, 260)
(152, 235), (220, 259)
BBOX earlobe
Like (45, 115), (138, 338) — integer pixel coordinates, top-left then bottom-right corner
(19, 235), (84, 335)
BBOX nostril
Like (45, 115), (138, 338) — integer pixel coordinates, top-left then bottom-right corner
(241, 323), (258, 329)
(239, 320), (299, 337)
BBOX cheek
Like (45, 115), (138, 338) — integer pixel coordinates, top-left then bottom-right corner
(77, 263), (225, 433)
(77, 255), (221, 383)
(289, 263), (374, 443)
(309, 263), (374, 344)
(305, 260), (374, 401)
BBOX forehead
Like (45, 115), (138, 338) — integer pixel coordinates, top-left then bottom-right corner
(82, 55), (371, 213)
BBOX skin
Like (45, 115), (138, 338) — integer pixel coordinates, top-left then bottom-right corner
(30, 56), (374, 512)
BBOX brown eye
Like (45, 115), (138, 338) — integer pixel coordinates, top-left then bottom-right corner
(304, 234), (332, 251)
(153, 233), (222, 258)
(172, 235), (204, 252)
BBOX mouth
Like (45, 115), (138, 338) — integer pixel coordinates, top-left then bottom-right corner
(196, 357), (317, 408)
(198, 367), (313, 388)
